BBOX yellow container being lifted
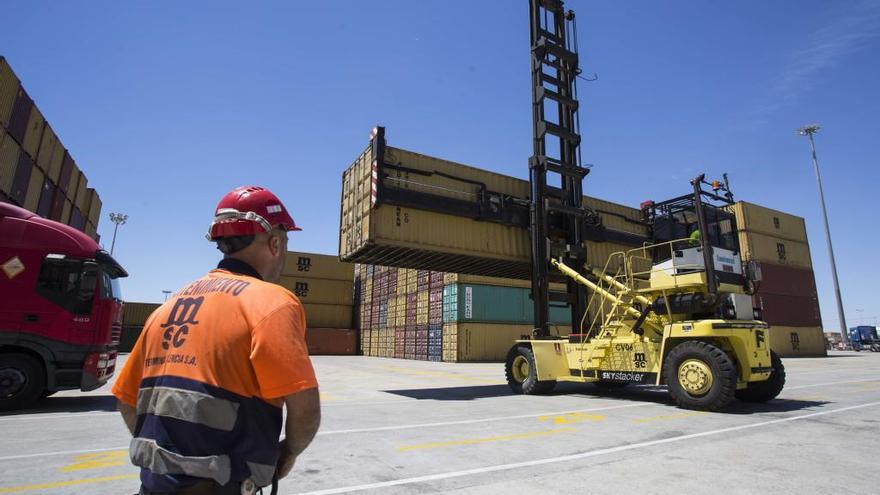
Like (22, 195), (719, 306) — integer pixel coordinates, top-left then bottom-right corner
(339, 140), (648, 279)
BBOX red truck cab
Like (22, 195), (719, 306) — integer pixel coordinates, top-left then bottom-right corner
(1, 202), (127, 410)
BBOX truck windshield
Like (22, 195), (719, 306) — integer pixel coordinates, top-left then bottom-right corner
(99, 269), (122, 300)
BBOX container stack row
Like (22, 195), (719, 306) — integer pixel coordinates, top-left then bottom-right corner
(356, 265), (573, 362)
(730, 201), (826, 357)
(0, 57), (102, 239)
(121, 251), (359, 355)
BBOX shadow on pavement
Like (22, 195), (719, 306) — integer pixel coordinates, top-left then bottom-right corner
(725, 399), (830, 414)
(383, 384), (514, 401)
(0, 394), (117, 417)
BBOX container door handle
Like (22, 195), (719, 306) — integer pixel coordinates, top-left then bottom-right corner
(24, 314), (39, 322)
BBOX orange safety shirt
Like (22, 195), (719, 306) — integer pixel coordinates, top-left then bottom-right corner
(112, 259), (317, 491)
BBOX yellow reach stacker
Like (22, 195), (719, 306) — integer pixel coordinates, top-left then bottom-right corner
(505, 173), (786, 411)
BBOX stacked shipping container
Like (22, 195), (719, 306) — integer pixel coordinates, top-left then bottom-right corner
(121, 252), (358, 355)
(356, 264), (574, 362)
(0, 57), (102, 238)
(730, 201), (826, 357)
(278, 252), (357, 354)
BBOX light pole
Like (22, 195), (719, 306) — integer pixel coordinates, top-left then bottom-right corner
(796, 124), (848, 344)
(162, 290), (172, 302)
(108, 213), (128, 256)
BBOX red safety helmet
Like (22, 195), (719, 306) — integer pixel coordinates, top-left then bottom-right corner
(207, 186), (301, 240)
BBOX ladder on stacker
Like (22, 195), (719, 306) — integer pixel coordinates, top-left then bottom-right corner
(528, 0), (597, 338)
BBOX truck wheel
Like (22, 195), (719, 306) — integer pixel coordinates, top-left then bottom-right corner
(735, 351), (786, 403)
(663, 341), (736, 411)
(505, 345), (556, 395)
(0, 353), (46, 411)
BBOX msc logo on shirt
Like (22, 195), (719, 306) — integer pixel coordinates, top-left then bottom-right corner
(160, 297), (204, 350)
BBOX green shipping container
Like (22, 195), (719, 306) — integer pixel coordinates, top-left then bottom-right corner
(442, 284), (572, 325)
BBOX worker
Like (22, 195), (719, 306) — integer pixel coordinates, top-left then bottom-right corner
(688, 228), (701, 246)
(112, 186), (321, 495)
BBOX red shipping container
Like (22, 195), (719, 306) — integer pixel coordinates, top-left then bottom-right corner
(754, 293), (822, 327)
(306, 328), (357, 355)
(757, 262), (818, 298)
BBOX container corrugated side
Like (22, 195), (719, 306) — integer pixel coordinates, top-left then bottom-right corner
(384, 146), (530, 199)
(302, 303), (353, 329)
(282, 251), (354, 281)
(739, 231), (812, 269)
(731, 201), (807, 243)
(769, 326), (827, 357)
(0, 57), (18, 128)
(58, 152), (74, 192)
(7, 87), (33, 145)
(35, 123), (59, 177)
(86, 188), (102, 226)
(65, 165), (81, 203)
(60, 198), (72, 224)
(442, 284), (572, 325)
(35, 176), (54, 217)
(123, 302), (162, 326)
(22, 105), (44, 160)
(23, 160), (44, 211)
(442, 323), (533, 362)
(47, 141), (64, 184)
(84, 221), (97, 239)
(9, 152), (34, 205)
(305, 328), (357, 355)
(0, 129), (21, 196)
(755, 293), (822, 327)
(758, 262), (818, 298)
(74, 171), (89, 212)
(280, 276), (354, 306)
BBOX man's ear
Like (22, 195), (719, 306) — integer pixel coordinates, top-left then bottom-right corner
(270, 234), (284, 256)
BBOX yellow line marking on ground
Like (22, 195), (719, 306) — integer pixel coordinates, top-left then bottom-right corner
(377, 366), (501, 385)
(633, 411), (708, 424)
(397, 428), (576, 452)
(0, 474), (138, 493)
(319, 392), (343, 402)
(60, 450), (129, 472)
(843, 383), (880, 394)
(539, 412), (605, 424)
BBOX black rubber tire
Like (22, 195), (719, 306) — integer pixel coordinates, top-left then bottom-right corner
(594, 381), (629, 390)
(663, 341), (737, 411)
(735, 351), (786, 403)
(505, 345), (556, 395)
(0, 353), (46, 411)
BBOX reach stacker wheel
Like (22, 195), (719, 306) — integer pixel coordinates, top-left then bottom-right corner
(663, 341), (736, 411)
(735, 350), (786, 403)
(505, 345), (556, 395)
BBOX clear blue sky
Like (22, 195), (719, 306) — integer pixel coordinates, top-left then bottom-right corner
(3, 1), (878, 330)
